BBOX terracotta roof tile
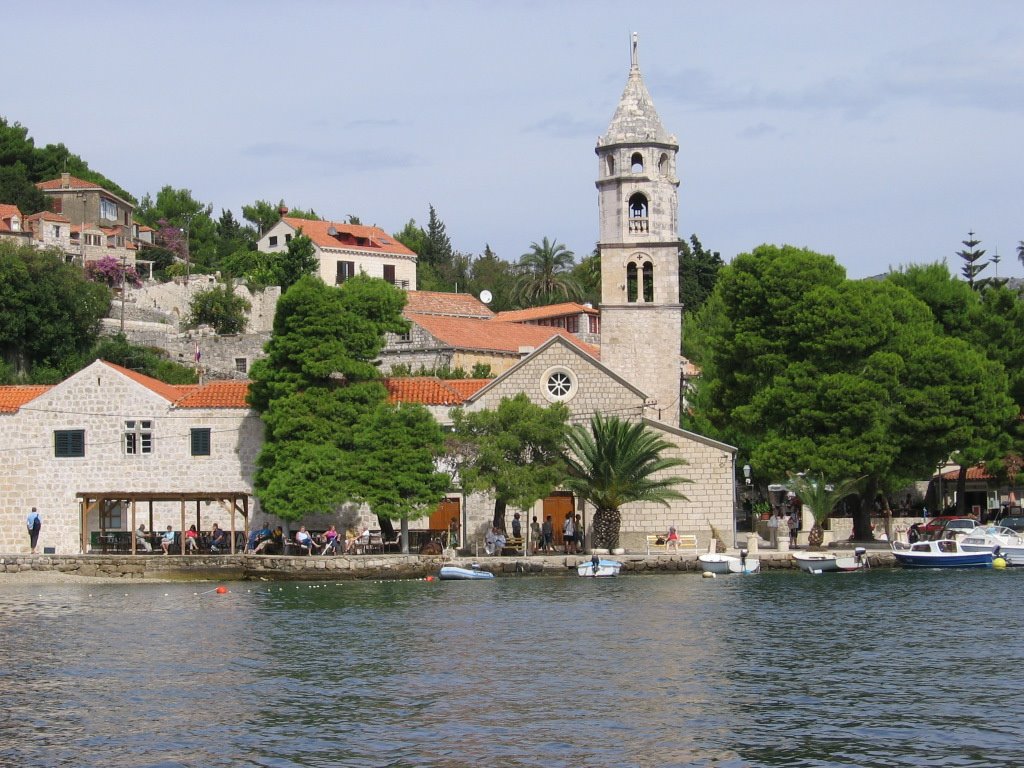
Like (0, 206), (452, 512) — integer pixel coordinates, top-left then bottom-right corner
(939, 465), (993, 481)
(495, 302), (598, 322)
(173, 380), (251, 409)
(281, 217), (416, 258)
(24, 211), (70, 223)
(385, 377), (469, 405)
(35, 175), (101, 191)
(406, 313), (600, 357)
(404, 291), (494, 318)
(0, 385), (51, 413)
(103, 361), (189, 402)
(444, 379), (491, 399)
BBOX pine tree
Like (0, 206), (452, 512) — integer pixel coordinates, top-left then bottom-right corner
(957, 231), (988, 289)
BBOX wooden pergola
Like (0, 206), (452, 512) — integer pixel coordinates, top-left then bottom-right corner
(77, 491), (250, 555)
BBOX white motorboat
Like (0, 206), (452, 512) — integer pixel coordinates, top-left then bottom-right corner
(439, 564), (495, 580)
(891, 538), (993, 568)
(577, 556), (622, 577)
(793, 548), (868, 574)
(698, 551), (760, 574)
(959, 526), (1024, 565)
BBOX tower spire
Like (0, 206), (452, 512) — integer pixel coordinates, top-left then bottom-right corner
(631, 32), (639, 71)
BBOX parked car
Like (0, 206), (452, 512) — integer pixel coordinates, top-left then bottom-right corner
(917, 516), (964, 539)
(999, 516), (1024, 533)
(938, 518), (978, 540)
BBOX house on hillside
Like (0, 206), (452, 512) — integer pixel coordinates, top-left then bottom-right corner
(35, 173), (136, 266)
(0, 204), (32, 247)
(257, 215), (417, 290)
(24, 210), (73, 254)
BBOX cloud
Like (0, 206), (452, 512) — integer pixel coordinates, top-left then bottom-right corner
(523, 113), (602, 139)
(238, 142), (421, 173)
(738, 122), (777, 139)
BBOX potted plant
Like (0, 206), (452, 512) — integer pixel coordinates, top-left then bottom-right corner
(785, 472), (864, 549)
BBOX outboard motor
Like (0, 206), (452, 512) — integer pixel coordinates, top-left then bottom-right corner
(854, 546), (867, 568)
(739, 548), (749, 569)
(591, 554), (601, 572)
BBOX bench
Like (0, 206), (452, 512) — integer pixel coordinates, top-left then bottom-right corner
(501, 537), (525, 555)
(646, 534), (698, 555)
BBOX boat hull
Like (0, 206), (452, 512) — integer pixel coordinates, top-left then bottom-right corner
(892, 552), (993, 568)
(793, 551), (866, 574)
(439, 565), (495, 580)
(577, 559), (622, 577)
(698, 554), (760, 574)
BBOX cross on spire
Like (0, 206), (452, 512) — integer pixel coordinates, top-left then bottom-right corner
(631, 32), (639, 70)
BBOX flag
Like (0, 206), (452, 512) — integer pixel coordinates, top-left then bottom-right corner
(194, 342), (201, 363)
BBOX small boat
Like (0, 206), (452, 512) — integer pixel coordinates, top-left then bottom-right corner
(577, 556), (622, 577)
(959, 526), (1024, 564)
(891, 538), (993, 568)
(793, 548), (868, 574)
(698, 551), (760, 574)
(439, 564), (495, 580)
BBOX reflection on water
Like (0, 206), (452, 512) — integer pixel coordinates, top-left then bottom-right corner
(1, 569), (1022, 767)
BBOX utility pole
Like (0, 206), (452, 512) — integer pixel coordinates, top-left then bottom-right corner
(120, 252), (127, 333)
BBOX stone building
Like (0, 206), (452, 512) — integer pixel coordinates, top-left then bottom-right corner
(35, 173), (137, 267)
(0, 361), (261, 554)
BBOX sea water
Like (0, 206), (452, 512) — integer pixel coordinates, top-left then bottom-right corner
(1, 568), (1021, 767)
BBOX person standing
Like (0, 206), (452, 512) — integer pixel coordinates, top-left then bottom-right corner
(541, 515), (554, 554)
(767, 510), (779, 549)
(530, 516), (542, 554)
(788, 497), (800, 547)
(26, 507), (41, 554)
(574, 514), (584, 552)
(511, 512), (522, 540)
(563, 512), (576, 555)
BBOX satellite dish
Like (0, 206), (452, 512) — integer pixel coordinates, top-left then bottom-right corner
(479, 290), (493, 304)
(327, 226), (338, 236)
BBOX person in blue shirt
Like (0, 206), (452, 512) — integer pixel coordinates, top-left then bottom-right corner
(26, 507), (41, 554)
(160, 525), (176, 555)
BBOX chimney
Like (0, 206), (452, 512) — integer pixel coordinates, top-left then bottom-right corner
(61, 172), (71, 189)
(278, 204), (289, 217)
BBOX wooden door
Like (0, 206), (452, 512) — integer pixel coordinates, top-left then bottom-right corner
(430, 498), (461, 545)
(543, 493), (574, 547)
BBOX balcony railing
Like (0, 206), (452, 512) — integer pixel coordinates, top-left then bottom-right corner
(628, 217), (649, 233)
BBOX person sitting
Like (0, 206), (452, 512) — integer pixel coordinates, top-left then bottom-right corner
(135, 524), (153, 552)
(319, 524), (339, 555)
(248, 522), (272, 553)
(342, 527), (359, 554)
(210, 524), (228, 553)
(184, 524), (200, 553)
(484, 526), (506, 556)
(294, 526), (315, 556)
(160, 525), (176, 555)
(255, 525), (284, 554)
(664, 525), (681, 552)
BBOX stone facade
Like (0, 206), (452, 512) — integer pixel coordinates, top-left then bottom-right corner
(0, 361), (264, 554)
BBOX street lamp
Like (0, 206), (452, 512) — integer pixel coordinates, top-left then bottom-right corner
(743, 464), (752, 486)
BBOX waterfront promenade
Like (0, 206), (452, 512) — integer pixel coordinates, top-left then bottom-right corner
(0, 543), (897, 582)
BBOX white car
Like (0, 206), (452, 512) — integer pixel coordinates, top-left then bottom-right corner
(938, 518), (978, 539)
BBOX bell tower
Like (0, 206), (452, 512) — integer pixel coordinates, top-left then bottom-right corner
(596, 34), (682, 425)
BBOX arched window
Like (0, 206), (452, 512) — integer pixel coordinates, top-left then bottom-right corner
(628, 193), (648, 233)
(658, 153), (669, 176)
(626, 262), (638, 303)
(606, 156), (615, 176)
(631, 152), (644, 173)
(643, 261), (654, 302)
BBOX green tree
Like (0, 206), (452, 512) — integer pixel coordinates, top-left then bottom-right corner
(571, 247), (601, 307)
(215, 209), (256, 263)
(450, 393), (570, 531)
(562, 413), (689, 550)
(678, 234), (724, 313)
(467, 244), (515, 310)
(420, 204), (453, 270)
(136, 186), (217, 273)
(957, 231), (988, 289)
(350, 401), (451, 553)
(785, 473), (864, 548)
(241, 199), (285, 237)
(187, 283), (251, 334)
(88, 334), (198, 384)
(686, 244), (1014, 539)
(514, 236), (582, 306)
(0, 241), (109, 380)
(393, 217), (426, 257)
(274, 232), (319, 291)
(0, 162), (46, 214)
(248, 275), (409, 520)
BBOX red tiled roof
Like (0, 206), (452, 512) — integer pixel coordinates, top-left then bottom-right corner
(281, 217), (416, 258)
(404, 291), (494, 318)
(939, 466), (993, 481)
(0, 204), (22, 232)
(384, 378), (470, 406)
(495, 302), (598, 323)
(24, 211), (70, 223)
(444, 379), (491, 399)
(104, 361), (189, 402)
(35, 175), (100, 191)
(406, 312), (600, 357)
(173, 380), (250, 409)
(0, 385), (51, 413)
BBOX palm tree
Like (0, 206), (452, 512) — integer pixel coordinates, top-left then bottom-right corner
(562, 413), (690, 550)
(785, 472), (864, 549)
(514, 237), (583, 306)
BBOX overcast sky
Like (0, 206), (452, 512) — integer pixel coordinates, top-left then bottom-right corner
(6, 1), (1022, 279)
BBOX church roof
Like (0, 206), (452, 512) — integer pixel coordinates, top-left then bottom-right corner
(599, 34), (675, 148)
(405, 312), (600, 357)
(494, 302), (598, 323)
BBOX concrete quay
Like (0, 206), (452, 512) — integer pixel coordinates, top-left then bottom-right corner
(0, 547), (897, 582)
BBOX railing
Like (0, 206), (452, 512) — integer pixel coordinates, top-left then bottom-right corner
(628, 217), (649, 233)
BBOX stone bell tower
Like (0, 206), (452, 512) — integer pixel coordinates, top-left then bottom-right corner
(596, 34), (683, 425)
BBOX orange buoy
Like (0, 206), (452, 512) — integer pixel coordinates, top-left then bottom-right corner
(425, 575), (434, 582)
(215, 586), (229, 594)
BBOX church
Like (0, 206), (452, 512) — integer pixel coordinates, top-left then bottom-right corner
(0, 38), (736, 555)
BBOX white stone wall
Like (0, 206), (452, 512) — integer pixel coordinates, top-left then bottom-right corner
(0, 362), (263, 554)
